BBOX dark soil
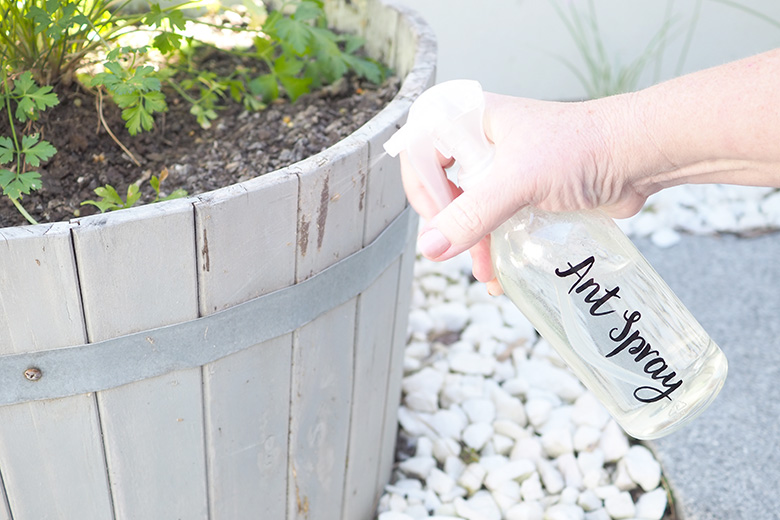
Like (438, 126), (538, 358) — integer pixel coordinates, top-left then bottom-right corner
(0, 74), (400, 228)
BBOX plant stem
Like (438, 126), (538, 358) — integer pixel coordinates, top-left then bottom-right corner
(9, 196), (38, 225)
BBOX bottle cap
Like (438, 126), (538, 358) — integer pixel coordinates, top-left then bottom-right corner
(384, 80), (495, 211)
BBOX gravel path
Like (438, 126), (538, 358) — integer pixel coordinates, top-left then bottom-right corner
(376, 184), (780, 520)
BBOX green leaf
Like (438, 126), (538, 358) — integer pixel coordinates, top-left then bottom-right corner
(343, 54), (383, 84)
(190, 104), (218, 129)
(144, 4), (167, 28)
(125, 184), (142, 207)
(159, 188), (188, 201)
(248, 74), (279, 103)
(343, 34), (365, 55)
(1, 171), (42, 199)
(252, 36), (274, 59)
(275, 17), (312, 55)
(122, 104), (155, 135)
(81, 184), (141, 212)
(273, 55), (305, 77)
(0, 137), (14, 164)
(279, 75), (312, 102)
(295, 1), (324, 22)
(0, 169), (15, 189)
(153, 32), (183, 54)
(12, 72), (59, 122)
(21, 135), (56, 167)
(142, 91), (167, 115)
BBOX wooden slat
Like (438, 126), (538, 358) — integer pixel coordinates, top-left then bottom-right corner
(363, 0), (400, 66)
(377, 225), (418, 489)
(288, 299), (356, 520)
(294, 138), (368, 281)
(0, 223), (112, 520)
(342, 259), (402, 519)
(71, 200), (207, 520)
(195, 171), (298, 519)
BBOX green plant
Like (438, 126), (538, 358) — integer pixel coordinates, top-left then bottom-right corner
(81, 168), (187, 212)
(551, 0), (683, 98)
(1, 0), (388, 224)
(0, 70), (58, 224)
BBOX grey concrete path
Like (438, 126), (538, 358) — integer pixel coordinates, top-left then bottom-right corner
(634, 233), (780, 520)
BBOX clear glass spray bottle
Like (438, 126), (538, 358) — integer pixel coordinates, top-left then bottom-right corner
(385, 80), (727, 439)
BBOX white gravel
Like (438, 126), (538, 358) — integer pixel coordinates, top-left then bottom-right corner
(377, 184), (780, 520)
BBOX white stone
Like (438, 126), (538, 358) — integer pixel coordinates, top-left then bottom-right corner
(462, 422), (494, 451)
(416, 436), (434, 458)
(398, 407), (436, 438)
(490, 480), (522, 513)
(427, 467), (457, 496)
(557, 452), (583, 489)
(420, 274), (448, 294)
(457, 463), (487, 494)
(449, 351), (496, 375)
(408, 308), (434, 336)
(403, 367), (445, 396)
(577, 450), (605, 476)
(378, 511), (414, 520)
(389, 493), (408, 511)
(544, 503), (584, 520)
(560, 486), (580, 504)
(599, 420), (629, 463)
(635, 488), (668, 520)
(433, 437), (461, 463)
(520, 472), (545, 501)
(624, 445), (662, 492)
(462, 398), (497, 424)
(425, 489), (443, 512)
(444, 455), (466, 481)
(498, 298), (537, 338)
(613, 459), (635, 491)
(593, 485), (620, 500)
(469, 302), (505, 329)
(511, 436), (543, 462)
(603, 491), (635, 519)
(573, 426), (602, 452)
(439, 484), (468, 503)
(571, 393), (610, 429)
(582, 508), (611, 520)
(484, 459), (535, 491)
(429, 409), (467, 440)
(399, 456), (436, 480)
(405, 341), (431, 360)
(537, 459), (564, 495)
(525, 398), (553, 428)
(492, 387), (528, 425)
(494, 419), (528, 441)
(454, 490), (502, 520)
(577, 489), (602, 512)
(502, 377), (529, 397)
(541, 428), (574, 458)
(404, 504), (430, 520)
(492, 433), (514, 455)
(650, 227), (681, 248)
(582, 468), (608, 490)
(505, 500), (544, 520)
(429, 301), (470, 332)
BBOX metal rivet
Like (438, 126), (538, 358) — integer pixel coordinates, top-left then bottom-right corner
(24, 367), (42, 382)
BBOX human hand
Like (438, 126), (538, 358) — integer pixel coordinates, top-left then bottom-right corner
(401, 92), (652, 293)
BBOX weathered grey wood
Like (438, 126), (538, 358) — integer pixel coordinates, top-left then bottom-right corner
(378, 224), (419, 489)
(195, 171), (298, 313)
(288, 299), (356, 520)
(294, 137), (368, 281)
(0, 223), (112, 520)
(389, 0), (437, 80)
(358, 103), (411, 246)
(203, 335), (292, 519)
(195, 171), (298, 519)
(71, 199), (206, 520)
(363, 0), (401, 67)
(342, 259), (403, 519)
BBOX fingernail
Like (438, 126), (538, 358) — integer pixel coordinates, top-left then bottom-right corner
(418, 228), (450, 259)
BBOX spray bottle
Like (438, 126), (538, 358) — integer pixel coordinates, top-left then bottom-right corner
(384, 80), (727, 439)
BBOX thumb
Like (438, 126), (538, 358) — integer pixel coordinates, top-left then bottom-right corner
(418, 185), (513, 262)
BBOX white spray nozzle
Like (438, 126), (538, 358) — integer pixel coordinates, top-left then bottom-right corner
(384, 80), (495, 212)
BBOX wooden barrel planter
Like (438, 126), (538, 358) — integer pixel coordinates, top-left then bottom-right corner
(0, 1), (435, 519)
